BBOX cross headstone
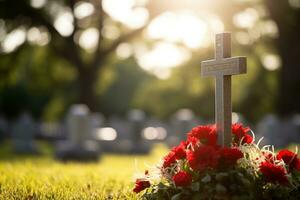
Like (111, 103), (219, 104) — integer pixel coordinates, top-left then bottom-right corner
(201, 33), (247, 146)
(55, 104), (100, 161)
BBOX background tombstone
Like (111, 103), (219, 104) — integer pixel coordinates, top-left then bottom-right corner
(127, 109), (151, 154)
(0, 115), (8, 142)
(11, 112), (39, 154)
(103, 110), (151, 154)
(257, 114), (299, 147)
(142, 118), (168, 143)
(127, 109), (145, 144)
(291, 114), (300, 144)
(38, 122), (66, 140)
(168, 109), (200, 147)
(256, 114), (285, 147)
(91, 112), (105, 130)
(107, 116), (131, 153)
(55, 104), (100, 161)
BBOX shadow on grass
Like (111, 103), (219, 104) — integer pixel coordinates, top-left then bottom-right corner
(0, 140), (54, 161)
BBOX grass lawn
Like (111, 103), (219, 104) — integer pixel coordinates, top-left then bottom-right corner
(0, 141), (169, 200)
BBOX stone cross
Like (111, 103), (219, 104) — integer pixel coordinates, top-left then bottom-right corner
(201, 33), (247, 146)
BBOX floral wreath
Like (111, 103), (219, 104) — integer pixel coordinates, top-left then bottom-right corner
(133, 123), (300, 200)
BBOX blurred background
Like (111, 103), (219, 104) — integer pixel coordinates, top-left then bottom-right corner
(0, 0), (300, 158)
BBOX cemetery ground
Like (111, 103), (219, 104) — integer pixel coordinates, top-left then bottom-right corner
(0, 141), (168, 200)
(0, 141), (299, 200)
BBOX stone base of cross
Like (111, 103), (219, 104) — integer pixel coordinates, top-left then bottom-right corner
(201, 33), (247, 147)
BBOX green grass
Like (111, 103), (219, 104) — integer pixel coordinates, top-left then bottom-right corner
(0, 141), (169, 200)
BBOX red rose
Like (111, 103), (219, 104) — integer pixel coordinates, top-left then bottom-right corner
(163, 151), (176, 168)
(171, 141), (186, 160)
(259, 161), (288, 185)
(187, 125), (217, 146)
(232, 123), (253, 144)
(277, 150), (300, 172)
(186, 135), (199, 147)
(218, 147), (243, 167)
(172, 171), (192, 187)
(133, 179), (150, 193)
(187, 146), (219, 172)
(262, 152), (275, 164)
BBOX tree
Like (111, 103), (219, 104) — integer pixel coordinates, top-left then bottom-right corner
(265, 0), (300, 117)
(0, 0), (164, 112)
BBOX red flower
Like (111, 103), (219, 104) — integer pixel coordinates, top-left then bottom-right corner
(277, 150), (300, 172)
(259, 161), (288, 185)
(187, 146), (219, 172)
(187, 125), (217, 146)
(262, 152), (275, 164)
(172, 171), (192, 187)
(133, 179), (150, 193)
(186, 136), (199, 147)
(232, 123), (253, 144)
(218, 147), (243, 167)
(163, 151), (176, 168)
(171, 141), (186, 160)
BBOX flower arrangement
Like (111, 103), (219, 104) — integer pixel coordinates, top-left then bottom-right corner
(133, 123), (300, 200)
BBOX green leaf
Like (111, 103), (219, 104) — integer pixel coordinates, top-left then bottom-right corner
(191, 182), (200, 191)
(201, 174), (211, 183)
(171, 193), (182, 200)
(216, 184), (227, 193)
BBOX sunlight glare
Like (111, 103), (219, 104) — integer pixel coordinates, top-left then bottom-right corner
(54, 11), (74, 37)
(142, 127), (166, 140)
(74, 1), (95, 19)
(136, 42), (190, 79)
(78, 28), (99, 51)
(233, 8), (259, 29)
(261, 54), (281, 71)
(143, 127), (158, 140)
(178, 12), (208, 49)
(147, 12), (208, 48)
(116, 43), (133, 59)
(209, 16), (224, 34)
(102, 23), (120, 40)
(232, 112), (239, 123)
(27, 27), (50, 46)
(235, 32), (251, 45)
(258, 20), (278, 38)
(96, 127), (117, 141)
(30, 0), (47, 9)
(2, 28), (26, 53)
(102, 0), (148, 29)
(147, 12), (179, 42)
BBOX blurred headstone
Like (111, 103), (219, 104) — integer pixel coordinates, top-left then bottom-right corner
(143, 118), (169, 142)
(256, 114), (299, 147)
(39, 122), (66, 140)
(292, 114), (300, 144)
(0, 115), (8, 141)
(168, 109), (200, 147)
(127, 109), (151, 154)
(11, 112), (39, 154)
(100, 110), (151, 154)
(106, 116), (131, 153)
(91, 112), (104, 129)
(55, 104), (100, 161)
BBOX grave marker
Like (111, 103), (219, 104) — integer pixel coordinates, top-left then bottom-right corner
(201, 33), (247, 146)
(55, 104), (100, 161)
(11, 112), (39, 154)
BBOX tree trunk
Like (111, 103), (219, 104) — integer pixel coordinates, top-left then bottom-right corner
(265, 0), (300, 117)
(77, 67), (99, 112)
